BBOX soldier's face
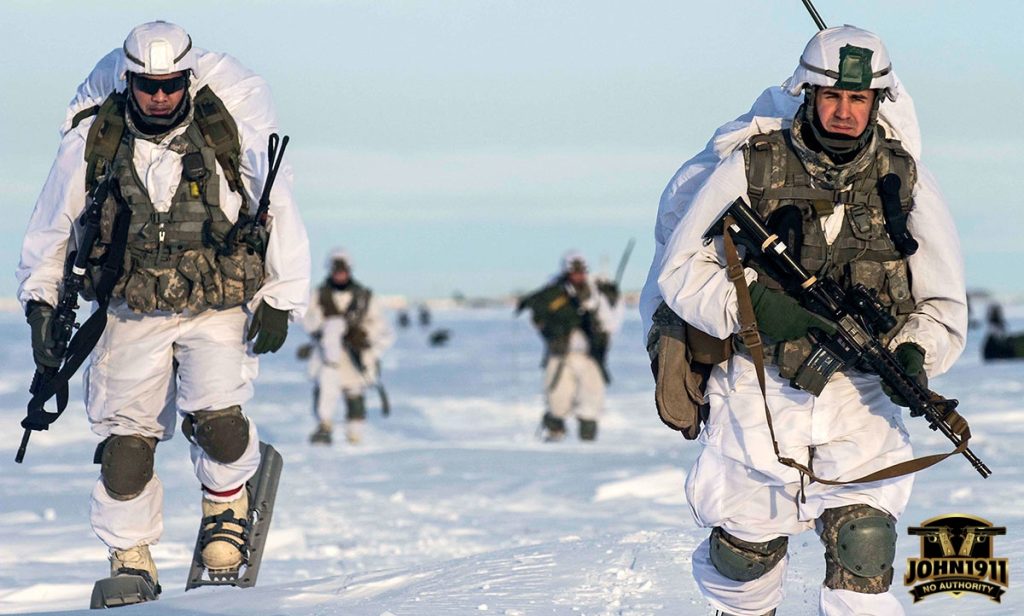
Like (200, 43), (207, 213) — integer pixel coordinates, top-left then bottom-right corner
(567, 270), (586, 287)
(815, 87), (875, 137)
(331, 268), (350, 286)
(131, 71), (188, 117)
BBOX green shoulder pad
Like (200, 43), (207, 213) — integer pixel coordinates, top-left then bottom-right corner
(193, 85), (244, 198)
(83, 92), (127, 190)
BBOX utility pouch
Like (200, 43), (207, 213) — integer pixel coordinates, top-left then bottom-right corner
(791, 343), (844, 395)
(649, 302), (728, 439)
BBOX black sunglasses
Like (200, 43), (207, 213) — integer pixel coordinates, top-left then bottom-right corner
(132, 73), (189, 96)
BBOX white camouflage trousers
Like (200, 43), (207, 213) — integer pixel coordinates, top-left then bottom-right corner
(312, 350), (375, 425)
(543, 352), (605, 422)
(686, 354), (913, 616)
(84, 305), (262, 550)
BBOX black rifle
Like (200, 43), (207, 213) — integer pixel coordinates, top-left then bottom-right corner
(341, 287), (391, 417)
(724, 198), (990, 478)
(17, 179), (114, 463)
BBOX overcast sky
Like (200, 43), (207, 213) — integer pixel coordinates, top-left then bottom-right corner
(1, 0), (1020, 300)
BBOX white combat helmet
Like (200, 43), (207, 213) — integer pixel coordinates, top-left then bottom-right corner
(327, 248), (352, 271)
(122, 21), (197, 76)
(784, 25), (898, 101)
(561, 250), (587, 273)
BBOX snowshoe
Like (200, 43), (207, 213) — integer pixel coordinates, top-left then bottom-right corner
(90, 572), (160, 609)
(185, 441), (283, 590)
(90, 545), (161, 608)
(543, 429), (566, 443)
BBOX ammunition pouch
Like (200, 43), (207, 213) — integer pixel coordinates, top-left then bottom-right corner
(109, 243), (264, 314)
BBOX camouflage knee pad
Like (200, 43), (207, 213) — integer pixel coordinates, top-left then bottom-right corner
(709, 527), (788, 582)
(182, 406), (250, 464)
(820, 504), (898, 593)
(95, 435), (157, 501)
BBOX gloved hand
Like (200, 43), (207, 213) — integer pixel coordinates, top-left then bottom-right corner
(295, 342), (314, 360)
(343, 325), (371, 351)
(883, 342), (927, 408)
(748, 281), (836, 341)
(26, 301), (62, 370)
(246, 300), (289, 354)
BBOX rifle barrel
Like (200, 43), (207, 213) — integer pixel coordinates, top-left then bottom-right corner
(15, 429), (31, 463)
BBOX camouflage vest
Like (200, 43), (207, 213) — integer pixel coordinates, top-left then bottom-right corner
(742, 128), (917, 378)
(318, 281), (371, 323)
(76, 89), (265, 314)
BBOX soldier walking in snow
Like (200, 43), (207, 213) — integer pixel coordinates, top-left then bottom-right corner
(643, 26), (967, 615)
(518, 252), (624, 441)
(16, 21), (309, 605)
(303, 249), (394, 444)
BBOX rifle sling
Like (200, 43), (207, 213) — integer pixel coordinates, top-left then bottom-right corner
(25, 191), (132, 427)
(721, 215), (970, 495)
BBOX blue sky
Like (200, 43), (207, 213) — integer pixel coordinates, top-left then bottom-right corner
(1, 1), (1020, 300)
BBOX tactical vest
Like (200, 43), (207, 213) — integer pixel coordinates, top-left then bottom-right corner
(318, 281), (371, 322)
(75, 88), (265, 314)
(742, 128), (917, 378)
(525, 280), (613, 356)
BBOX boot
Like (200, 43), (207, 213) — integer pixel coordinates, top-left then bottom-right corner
(200, 489), (249, 572)
(310, 421), (332, 444)
(346, 419), (365, 444)
(542, 412), (566, 442)
(578, 419), (598, 441)
(110, 544), (159, 590)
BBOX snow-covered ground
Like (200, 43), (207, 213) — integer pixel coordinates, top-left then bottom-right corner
(0, 306), (1020, 615)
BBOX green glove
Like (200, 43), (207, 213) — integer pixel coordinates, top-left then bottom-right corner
(748, 281), (837, 342)
(26, 301), (61, 370)
(882, 342), (927, 407)
(246, 300), (290, 354)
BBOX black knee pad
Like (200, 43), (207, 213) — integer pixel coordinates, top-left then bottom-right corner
(182, 406), (250, 464)
(820, 504), (897, 593)
(95, 435), (156, 501)
(345, 396), (366, 420)
(709, 527), (788, 582)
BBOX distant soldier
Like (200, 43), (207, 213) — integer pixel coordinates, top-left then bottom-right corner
(303, 249), (394, 444)
(982, 303), (1024, 360)
(396, 310), (411, 329)
(518, 251), (624, 441)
